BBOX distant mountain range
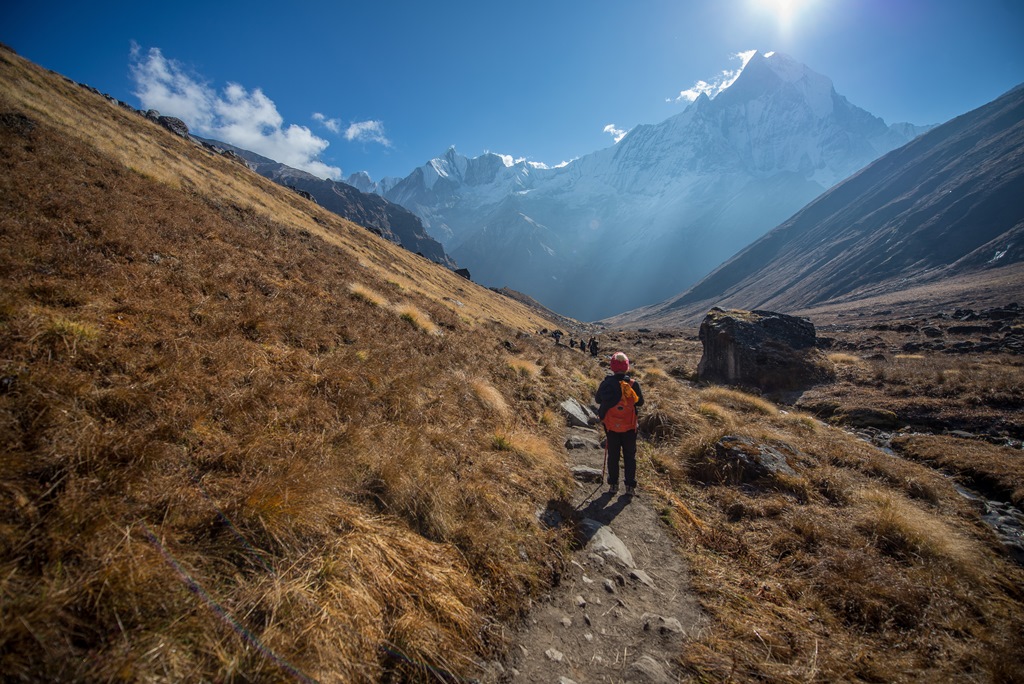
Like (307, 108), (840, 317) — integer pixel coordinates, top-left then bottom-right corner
(198, 138), (456, 269)
(352, 52), (932, 321)
(610, 82), (1024, 327)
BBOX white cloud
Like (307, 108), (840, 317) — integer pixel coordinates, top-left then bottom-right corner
(312, 112), (341, 134)
(672, 50), (758, 103)
(603, 124), (628, 143)
(344, 120), (392, 147)
(130, 45), (342, 180)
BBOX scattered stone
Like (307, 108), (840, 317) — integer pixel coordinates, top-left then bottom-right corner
(558, 678), (578, 684)
(583, 614), (592, 626)
(560, 616), (572, 628)
(575, 595), (587, 608)
(630, 655), (671, 683)
(697, 307), (836, 392)
(545, 648), (564, 662)
(642, 613), (685, 635)
(570, 465), (603, 482)
(584, 633), (593, 642)
(560, 398), (597, 428)
(579, 519), (636, 568)
(630, 568), (655, 588)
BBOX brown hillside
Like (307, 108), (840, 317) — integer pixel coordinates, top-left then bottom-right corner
(0, 47), (587, 681)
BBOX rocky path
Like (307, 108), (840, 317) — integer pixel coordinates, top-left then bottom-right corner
(493, 419), (704, 683)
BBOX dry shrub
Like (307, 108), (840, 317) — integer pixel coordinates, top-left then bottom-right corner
(507, 357), (540, 378)
(348, 281), (388, 307)
(470, 378), (510, 417)
(827, 352), (863, 365)
(700, 386), (778, 416)
(856, 489), (977, 570)
(393, 302), (440, 335)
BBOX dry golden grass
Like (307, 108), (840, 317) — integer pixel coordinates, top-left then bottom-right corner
(507, 357), (541, 378)
(0, 49), (579, 682)
(596, 332), (1024, 682)
(348, 281), (389, 307)
(827, 351), (863, 365)
(392, 302), (441, 335)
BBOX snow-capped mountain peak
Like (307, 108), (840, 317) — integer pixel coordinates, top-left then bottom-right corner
(369, 52), (934, 320)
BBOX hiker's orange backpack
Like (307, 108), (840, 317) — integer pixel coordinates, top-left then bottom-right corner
(603, 379), (639, 432)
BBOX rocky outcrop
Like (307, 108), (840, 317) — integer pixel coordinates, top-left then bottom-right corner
(157, 115), (189, 138)
(691, 435), (800, 487)
(696, 307), (835, 392)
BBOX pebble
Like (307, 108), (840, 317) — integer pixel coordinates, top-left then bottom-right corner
(545, 648), (564, 662)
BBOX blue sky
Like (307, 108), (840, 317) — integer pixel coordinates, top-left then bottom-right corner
(4, 0), (1022, 181)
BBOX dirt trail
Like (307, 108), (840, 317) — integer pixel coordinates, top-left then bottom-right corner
(495, 424), (704, 683)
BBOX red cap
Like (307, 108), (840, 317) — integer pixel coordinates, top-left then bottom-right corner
(610, 352), (629, 373)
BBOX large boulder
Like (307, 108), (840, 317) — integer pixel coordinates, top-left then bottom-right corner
(697, 307), (834, 392)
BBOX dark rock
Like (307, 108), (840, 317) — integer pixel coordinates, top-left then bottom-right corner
(455, 268), (471, 280)
(696, 308), (835, 392)
(692, 435), (799, 486)
(922, 326), (944, 338)
(287, 186), (317, 203)
(156, 115), (189, 138)
(0, 112), (36, 136)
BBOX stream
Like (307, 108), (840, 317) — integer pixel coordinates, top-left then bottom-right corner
(851, 428), (1024, 565)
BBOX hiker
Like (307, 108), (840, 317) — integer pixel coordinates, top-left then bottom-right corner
(588, 337), (599, 357)
(553, 330), (563, 345)
(595, 352), (644, 496)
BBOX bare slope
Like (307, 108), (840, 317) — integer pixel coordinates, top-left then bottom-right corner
(0, 46), (591, 682)
(611, 82), (1024, 328)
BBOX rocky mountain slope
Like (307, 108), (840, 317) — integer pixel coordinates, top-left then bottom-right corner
(611, 81), (1024, 328)
(359, 52), (930, 320)
(197, 137), (456, 268)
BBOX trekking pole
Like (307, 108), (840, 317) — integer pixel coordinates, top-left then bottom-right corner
(601, 428), (608, 486)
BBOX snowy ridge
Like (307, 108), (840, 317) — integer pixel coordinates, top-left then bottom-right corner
(359, 51), (933, 321)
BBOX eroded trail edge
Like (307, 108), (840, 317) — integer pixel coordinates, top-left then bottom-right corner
(496, 423), (704, 683)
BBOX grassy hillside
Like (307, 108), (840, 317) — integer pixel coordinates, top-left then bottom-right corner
(3, 45), (1023, 683)
(0, 47), (588, 681)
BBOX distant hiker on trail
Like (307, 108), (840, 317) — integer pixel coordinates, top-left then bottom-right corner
(569, 339), (576, 349)
(595, 352), (644, 496)
(553, 330), (563, 345)
(588, 337), (599, 357)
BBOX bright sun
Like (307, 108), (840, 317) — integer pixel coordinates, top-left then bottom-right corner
(751, 0), (814, 27)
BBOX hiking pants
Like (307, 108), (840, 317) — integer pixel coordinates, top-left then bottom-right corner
(606, 429), (637, 488)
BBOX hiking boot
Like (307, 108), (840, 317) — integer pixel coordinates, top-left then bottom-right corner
(607, 485), (618, 495)
(625, 486), (636, 496)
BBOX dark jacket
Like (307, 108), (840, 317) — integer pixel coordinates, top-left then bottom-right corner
(595, 373), (644, 425)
